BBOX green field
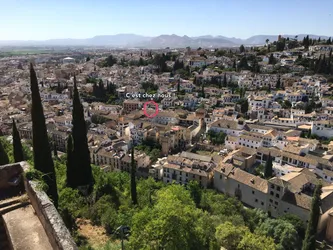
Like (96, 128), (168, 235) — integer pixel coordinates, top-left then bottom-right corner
(0, 48), (69, 57)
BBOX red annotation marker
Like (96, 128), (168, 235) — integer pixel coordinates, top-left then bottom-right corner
(143, 100), (159, 118)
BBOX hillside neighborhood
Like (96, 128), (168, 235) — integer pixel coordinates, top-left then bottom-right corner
(2, 34), (333, 249)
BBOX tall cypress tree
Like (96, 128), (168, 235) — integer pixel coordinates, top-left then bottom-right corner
(276, 76), (281, 89)
(130, 144), (138, 205)
(53, 143), (58, 158)
(307, 129), (312, 138)
(177, 78), (180, 93)
(0, 140), (9, 165)
(232, 60), (236, 70)
(65, 135), (74, 187)
(201, 80), (205, 98)
(223, 73), (227, 87)
(12, 119), (24, 162)
(30, 63), (58, 208)
(264, 153), (273, 179)
(302, 182), (322, 250)
(71, 75), (94, 190)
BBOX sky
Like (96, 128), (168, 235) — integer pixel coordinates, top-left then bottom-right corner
(1, 0), (333, 40)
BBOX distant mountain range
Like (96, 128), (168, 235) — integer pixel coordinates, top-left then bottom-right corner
(0, 33), (331, 48)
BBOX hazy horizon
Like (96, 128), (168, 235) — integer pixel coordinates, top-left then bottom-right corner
(1, 0), (333, 41)
(0, 33), (332, 42)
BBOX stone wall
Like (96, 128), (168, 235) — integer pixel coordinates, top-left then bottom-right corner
(23, 174), (78, 250)
(0, 162), (78, 250)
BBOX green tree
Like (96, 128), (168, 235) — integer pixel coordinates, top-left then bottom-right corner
(238, 57), (249, 70)
(207, 131), (227, 145)
(215, 222), (248, 249)
(30, 63), (58, 207)
(327, 37), (332, 45)
(153, 53), (168, 73)
(300, 131), (306, 138)
(53, 143), (58, 158)
(276, 76), (281, 89)
(187, 180), (202, 207)
(223, 73), (227, 87)
(239, 45), (245, 53)
(177, 78), (180, 93)
(12, 120), (24, 162)
(276, 39), (286, 51)
(304, 103), (313, 114)
(201, 80), (205, 98)
(307, 129), (312, 139)
(302, 182), (323, 250)
(238, 99), (249, 114)
(215, 221), (276, 250)
(281, 214), (306, 239)
(129, 185), (208, 250)
(282, 100), (292, 109)
(56, 82), (62, 94)
(71, 75), (94, 190)
(243, 208), (269, 232)
(105, 55), (117, 67)
(268, 54), (276, 65)
(264, 153), (273, 178)
(255, 218), (300, 250)
(238, 232), (276, 250)
(131, 145), (138, 205)
(0, 140), (9, 165)
(149, 148), (160, 163)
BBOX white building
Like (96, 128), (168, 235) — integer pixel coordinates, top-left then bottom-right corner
(311, 120), (333, 138)
(62, 57), (75, 64)
(207, 119), (244, 136)
(249, 96), (271, 110)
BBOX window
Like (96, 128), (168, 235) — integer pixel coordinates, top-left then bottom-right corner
(269, 199), (273, 203)
(277, 186), (281, 191)
(238, 184), (240, 188)
(276, 193), (280, 198)
(252, 191), (255, 194)
(255, 199), (258, 203)
(270, 191), (274, 196)
(274, 201), (278, 205)
(220, 174), (222, 179)
(271, 184), (275, 189)
(261, 202), (264, 205)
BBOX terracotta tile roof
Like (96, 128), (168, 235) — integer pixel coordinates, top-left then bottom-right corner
(209, 119), (239, 130)
(284, 144), (303, 155)
(218, 163), (268, 193)
(239, 134), (263, 142)
(282, 191), (312, 210)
